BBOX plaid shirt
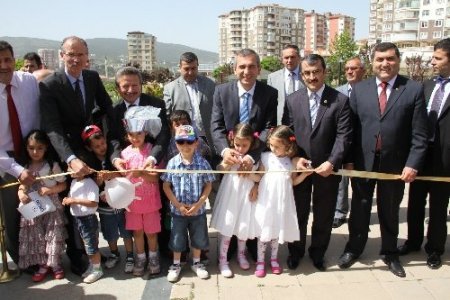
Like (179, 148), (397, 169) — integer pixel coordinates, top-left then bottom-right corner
(161, 152), (215, 216)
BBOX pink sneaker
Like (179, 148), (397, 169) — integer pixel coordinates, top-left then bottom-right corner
(254, 262), (266, 278)
(270, 259), (282, 275)
(238, 254), (250, 270)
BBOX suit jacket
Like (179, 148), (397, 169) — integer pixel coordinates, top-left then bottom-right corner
(282, 85), (352, 169)
(424, 78), (450, 175)
(267, 68), (305, 125)
(211, 80), (278, 159)
(39, 69), (116, 162)
(336, 84), (350, 97)
(349, 75), (428, 173)
(163, 75), (216, 148)
(111, 93), (170, 164)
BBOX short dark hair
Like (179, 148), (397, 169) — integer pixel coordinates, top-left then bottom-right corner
(303, 54), (326, 70)
(115, 66), (142, 87)
(434, 38), (450, 59)
(371, 42), (400, 60)
(235, 48), (260, 67)
(169, 110), (192, 125)
(179, 52), (198, 65)
(23, 52), (42, 67)
(282, 44), (300, 56)
(0, 40), (14, 57)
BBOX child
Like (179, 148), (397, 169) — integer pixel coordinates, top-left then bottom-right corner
(81, 125), (135, 273)
(62, 173), (102, 284)
(121, 107), (162, 277)
(253, 125), (311, 277)
(162, 125), (216, 282)
(17, 130), (67, 282)
(210, 123), (261, 278)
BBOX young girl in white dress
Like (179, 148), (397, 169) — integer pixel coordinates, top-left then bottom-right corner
(254, 125), (312, 277)
(210, 123), (261, 278)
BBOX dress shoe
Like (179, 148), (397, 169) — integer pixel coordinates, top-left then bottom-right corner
(398, 243), (420, 256)
(312, 259), (326, 271)
(338, 252), (358, 269)
(332, 217), (346, 228)
(382, 257), (406, 278)
(286, 255), (300, 270)
(427, 253), (442, 269)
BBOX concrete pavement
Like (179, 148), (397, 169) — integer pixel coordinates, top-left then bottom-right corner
(1, 184), (449, 299)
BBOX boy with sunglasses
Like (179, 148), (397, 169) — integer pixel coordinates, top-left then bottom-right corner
(162, 125), (215, 282)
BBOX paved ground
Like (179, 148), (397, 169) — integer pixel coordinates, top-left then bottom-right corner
(1, 184), (449, 299)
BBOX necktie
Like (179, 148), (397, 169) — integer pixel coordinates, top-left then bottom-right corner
(376, 82), (388, 151)
(348, 87), (352, 98)
(428, 77), (450, 140)
(287, 72), (295, 95)
(127, 103), (136, 110)
(188, 83), (204, 135)
(74, 79), (85, 115)
(5, 84), (23, 157)
(310, 92), (319, 126)
(240, 92), (250, 123)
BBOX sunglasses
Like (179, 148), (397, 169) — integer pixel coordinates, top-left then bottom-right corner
(176, 140), (195, 145)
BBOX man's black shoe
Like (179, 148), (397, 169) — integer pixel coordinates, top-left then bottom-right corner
(338, 252), (358, 269)
(332, 218), (346, 228)
(287, 255), (300, 270)
(398, 243), (420, 256)
(382, 257), (406, 278)
(427, 253), (442, 269)
(312, 259), (326, 271)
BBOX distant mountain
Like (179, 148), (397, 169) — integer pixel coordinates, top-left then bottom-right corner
(0, 36), (218, 65)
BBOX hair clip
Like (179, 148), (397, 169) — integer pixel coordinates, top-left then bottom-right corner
(289, 136), (296, 142)
(253, 132), (260, 138)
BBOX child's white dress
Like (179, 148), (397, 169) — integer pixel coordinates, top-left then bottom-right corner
(254, 152), (300, 243)
(210, 163), (258, 240)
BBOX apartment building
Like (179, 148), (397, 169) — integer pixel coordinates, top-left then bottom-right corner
(369, 0), (449, 47)
(127, 31), (156, 72)
(37, 48), (58, 70)
(218, 4), (305, 64)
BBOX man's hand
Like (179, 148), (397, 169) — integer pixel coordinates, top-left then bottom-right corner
(400, 167), (417, 183)
(18, 169), (35, 186)
(69, 158), (91, 178)
(315, 161), (334, 177)
(223, 148), (242, 166)
(237, 155), (253, 176)
(296, 157), (312, 170)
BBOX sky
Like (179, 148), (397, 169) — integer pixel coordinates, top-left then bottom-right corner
(3, 1), (369, 52)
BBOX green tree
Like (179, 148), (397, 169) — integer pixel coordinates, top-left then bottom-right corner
(15, 58), (24, 71)
(212, 63), (233, 83)
(260, 56), (283, 72)
(326, 31), (358, 86)
(103, 80), (120, 104)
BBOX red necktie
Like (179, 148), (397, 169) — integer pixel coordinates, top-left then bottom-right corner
(376, 82), (388, 151)
(5, 84), (23, 157)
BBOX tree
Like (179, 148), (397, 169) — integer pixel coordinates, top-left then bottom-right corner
(260, 56), (283, 72)
(212, 63), (234, 83)
(326, 31), (358, 86)
(405, 55), (432, 82)
(15, 58), (24, 71)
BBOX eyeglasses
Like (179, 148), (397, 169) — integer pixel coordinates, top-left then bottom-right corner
(63, 52), (86, 58)
(175, 140), (195, 145)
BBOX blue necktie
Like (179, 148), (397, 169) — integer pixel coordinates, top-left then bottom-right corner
(428, 76), (450, 141)
(310, 92), (319, 126)
(240, 92), (250, 123)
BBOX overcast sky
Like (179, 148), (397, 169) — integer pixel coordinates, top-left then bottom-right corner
(2, 0), (369, 52)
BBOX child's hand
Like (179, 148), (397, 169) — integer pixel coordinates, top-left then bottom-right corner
(38, 186), (53, 196)
(99, 192), (107, 203)
(178, 205), (189, 216)
(249, 184), (259, 202)
(18, 192), (31, 204)
(62, 197), (72, 206)
(185, 202), (202, 216)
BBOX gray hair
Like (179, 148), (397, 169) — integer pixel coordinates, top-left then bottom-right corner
(60, 36), (89, 53)
(235, 48), (260, 67)
(115, 66), (143, 87)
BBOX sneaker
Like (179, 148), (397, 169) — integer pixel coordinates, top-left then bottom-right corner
(82, 264), (93, 278)
(167, 264), (181, 282)
(83, 268), (103, 284)
(219, 263), (233, 278)
(133, 257), (146, 276)
(191, 262), (209, 279)
(124, 256), (134, 273)
(148, 256), (161, 275)
(105, 253), (120, 269)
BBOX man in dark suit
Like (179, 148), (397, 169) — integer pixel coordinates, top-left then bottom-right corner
(211, 48), (278, 262)
(338, 42), (428, 278)
(39, 36), (116, 275)
(282, 54), (352, 271)
(398, 38), (450, 269)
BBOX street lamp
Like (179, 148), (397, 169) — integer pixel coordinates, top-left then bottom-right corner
(338, 57), (343, 85)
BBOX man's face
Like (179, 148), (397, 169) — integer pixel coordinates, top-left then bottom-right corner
(344, 59), (365, 84)
(234, 54), (261, 90)
(372, 48), (400, 82)
(282, 48), (301, 71)
(23, 59), (39, 73)
(301, 60), (326, 92)
(116, 74), (142, 104)
(0, 49), (15, 84)
(431, 48), (450, 78)
(179, 60), (198, 83)
(61, 39), (88, 78)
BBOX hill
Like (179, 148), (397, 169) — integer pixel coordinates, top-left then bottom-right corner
(0, 36), (218, 65)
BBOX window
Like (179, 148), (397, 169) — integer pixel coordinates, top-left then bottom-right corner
(421, 21), (428, 28)
(435, 20), (443, 27)
(422, 10), (429, 16)
(420, 32), (429, 39)
(423, 0), (430, 4)
(433, 31), (442, 38)
(436, 8), (444, 16)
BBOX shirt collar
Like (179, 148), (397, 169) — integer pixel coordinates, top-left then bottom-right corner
(125, 97), (140, 108)
(307, 84), (325, 99)
(173, 152), (201, 167)
(237, 81), (256, 98)
(0, 71), (19, 91)
(376, 75), (397, 88)
(184, 78), (198, 86)
(284, 66), (300, 78)
(65, 69), (84, 85)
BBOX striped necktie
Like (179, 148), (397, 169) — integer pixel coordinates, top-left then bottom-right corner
(240, 92), (250, 123)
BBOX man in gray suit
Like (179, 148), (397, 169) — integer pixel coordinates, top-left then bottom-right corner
(164, 52), (216, 150)
(333, 56), (366, 228)
(268, 44), (305, 125)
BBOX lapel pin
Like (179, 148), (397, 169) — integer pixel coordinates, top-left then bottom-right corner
(323, 100), (328, 104)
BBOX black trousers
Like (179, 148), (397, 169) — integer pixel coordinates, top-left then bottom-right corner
(406, 147), (450, 255)
(288, 173), (339, 262)
(0, 174), (20, 264)
(345, 155), (404, 257)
